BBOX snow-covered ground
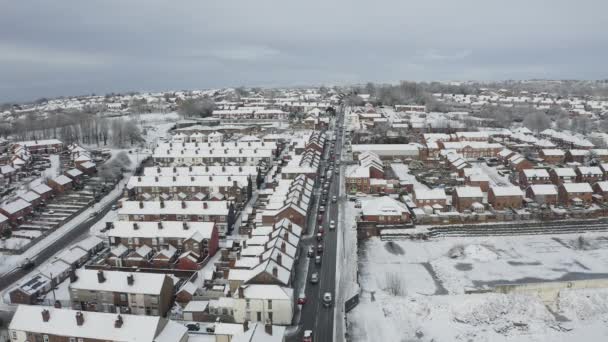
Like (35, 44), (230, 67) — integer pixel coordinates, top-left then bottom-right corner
(348, 233), (608, 341)
(390, 163), (430, 190)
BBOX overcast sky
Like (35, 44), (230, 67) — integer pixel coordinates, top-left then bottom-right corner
(1, 0), (607, 102)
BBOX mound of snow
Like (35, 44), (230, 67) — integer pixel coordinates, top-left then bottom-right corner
(557, 288), (608, 321)
(451, 293), (552, 326)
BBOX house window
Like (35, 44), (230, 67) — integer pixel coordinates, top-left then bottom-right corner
(78, 339), (84, 342)
(43, 335), (49, 342)
(120, 293), (127, 302)
(70, 338), (76, 342)
(267, 300), (272, 310)
(151, 296), (158, 305)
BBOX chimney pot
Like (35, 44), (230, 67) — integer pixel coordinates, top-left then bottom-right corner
(238, 286), (244, 299)
(272, 266), (278, 278)
(114, 314), (123, 328)
(75, 311), (84, 326)
(41, 309), (50, 322)
(183, 222), (189, 230)
(97, 270), (106, 283)
(127, 274), (134, 286)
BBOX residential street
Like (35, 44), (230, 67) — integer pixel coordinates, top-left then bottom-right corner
(290, 109), (345, 342)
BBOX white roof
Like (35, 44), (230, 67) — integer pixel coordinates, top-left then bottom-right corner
(242, 284), (294, 300)
(53, 175), (72, 185)
(15, 139), (62, 147)
(577, 166), (603, 175)
(1, 198), (31, 214)
(127, 175), (247, 189)
(9, 305), (183, 342)
(594, 181), (608, 192)
(552, 168), (576, 177)
(522, 169), (550, 178)
(529, 184), (558, 196)
(108, 221), (216, 240)
(562, 183), (593, 193)
(70, 269), (171, 295)
(32, 183), (53, 194)
(361, 196), (410, 216)
(414, 188), (446, 201)
(490, 186), (523, 197)
(119, 200), (229, 216)
(455, 186), (483, 198)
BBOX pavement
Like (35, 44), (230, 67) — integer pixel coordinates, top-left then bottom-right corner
(289, 110), (345, 342)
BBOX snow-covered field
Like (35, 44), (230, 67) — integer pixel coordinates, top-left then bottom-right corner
(348, 233), (608, 341)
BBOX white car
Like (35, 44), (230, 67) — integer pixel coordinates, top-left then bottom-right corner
(322, 292), (332, 307)
(329, 220), (336, 230)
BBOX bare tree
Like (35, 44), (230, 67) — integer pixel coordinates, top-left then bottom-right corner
(177, 98), (215, 118)
(523, 111), (551, 133)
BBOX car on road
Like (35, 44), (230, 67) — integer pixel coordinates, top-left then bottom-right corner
(317, 243), (323, 253)
(111, 204), (118, 210)
(20, 258), (35, 270)
(186, 323), (200, 331)
(303, 330), (313, 342)
(322, 292), (333, 307)
(307, 246), (315, 257)
(316, 232), (323, 241)
(90, 211), (98, 218)
(317, 214), (323, 224)
(329, 220), (336, 230)
(315, 255), (322, 265)
(319, 206), (325, 213)
(297, 297), (307, 305)
(332, 196), (337, 203)
(310, 272), (319, 284)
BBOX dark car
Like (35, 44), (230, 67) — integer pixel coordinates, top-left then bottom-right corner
(187, 323), (200, 331)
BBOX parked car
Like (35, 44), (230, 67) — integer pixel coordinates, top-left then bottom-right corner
(186, 323), (200, 331)
(322, 292), (333, 307)
(315, 255), (322, 265)
(303, 330), (313, 342)
(310, 272), (319, 284)
(329, 220), (336, 230)
(317, 244), (324, 254)
(20, 258), (35, 270)
(308, 246), (315, 257)
(297, 297), (307, 305)
(316, 232), (323, 241)
(332, 196), (337, 203)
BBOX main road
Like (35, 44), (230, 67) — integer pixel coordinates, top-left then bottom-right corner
(291, 107), (345, 342)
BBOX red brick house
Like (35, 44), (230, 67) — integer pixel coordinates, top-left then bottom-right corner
(488, 186), (524, 210)
(452, 186), (484, 212)
(31, 183), (54, 201)
(565, 150), (589, 163)
(526, 184), (558, 206)
(0, 199), (33, 226)
(575, 166), (603, 183)
(539, 149), (565, 164)
(558, 183), (593, 206)
(549, 168), (576, 185)
(360, 196), (411, 223)
(592, 181), (608, 203)
(48, 175), (73, 193)
(412, 188), (447, 210)
(519, 169), (551, 188)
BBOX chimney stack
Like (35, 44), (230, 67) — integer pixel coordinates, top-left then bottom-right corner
(272, 266), (278, 278)
(183, 222), (189, 230)
(133, 222), (139, 230)
(181, 201), (186, 209)
(258, 254), (263, 264)
(97, 270), (106, 283)
(276, 253), (282, 266)
(281, 241), (286, 253)
(265, 319), (273, 335)
(41, 309), (50, 322)
(203, 202), (208, 209)
(54, 300), (62, 309)
(114, 315), (123, 328)
(158, 222), (163, 230)
(160, 200), (165, 208)
(238, 286), (244, 298)
(139, 201), (144, 209)
(69, 270), (78, 283)
(75, 311), (84, 326)
(127, 274), (134, 286)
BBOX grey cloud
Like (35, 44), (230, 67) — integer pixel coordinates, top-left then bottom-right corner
(1, 0), (607, 102)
